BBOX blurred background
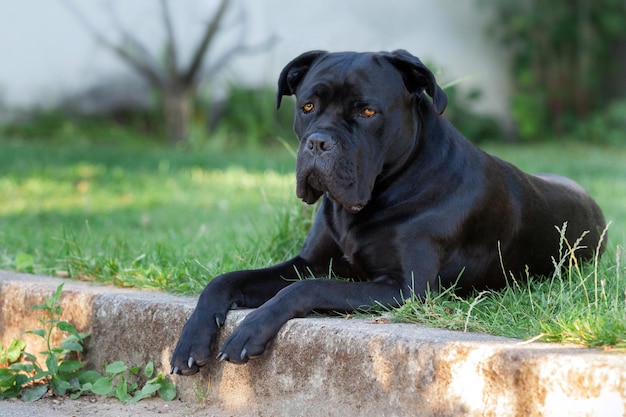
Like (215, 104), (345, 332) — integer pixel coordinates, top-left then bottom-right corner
(1, 0), (623, 145)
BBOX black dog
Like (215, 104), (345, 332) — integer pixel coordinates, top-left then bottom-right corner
(170, 50), (606, 375)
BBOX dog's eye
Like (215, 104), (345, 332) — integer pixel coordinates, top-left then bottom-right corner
(302, 103), (315, 114)
(360, 108), (376, 118)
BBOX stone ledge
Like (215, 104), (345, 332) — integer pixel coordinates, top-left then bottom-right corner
(0, 270), (624, 417)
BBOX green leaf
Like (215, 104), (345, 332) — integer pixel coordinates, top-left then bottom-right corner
(0, 369), (18, 391)
(11, 339), (27, 351)
(143, 361), (154, 378)
(30, 303), (48, 311)
(57, 321), (80, 338)
(0, 373), (28, 399)
(45, 353), (59, 375)
(58, 360), (84, 373)
(91, 377), (113, 396)
(141, 382), (160, 395)
(8, 363), (34, 373)
(128, 384), (159, 404)
(0, 385), (21, 399)
(25, 329), (46, 338)
(76, 370), (102, 385)
(50, 376), (71, 395)
(114, 376), (131, 402)
(2, 339), (26, 363)
(14, 374), (28, 387)
(60, 339), (84, 353)
(105, 361), (127, 376)
(51, 284), (64, 304)
(158, 379), (177, 401)
(21, 384), (48, 402)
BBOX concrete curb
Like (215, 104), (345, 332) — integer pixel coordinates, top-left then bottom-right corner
(1, 270), (624, 417)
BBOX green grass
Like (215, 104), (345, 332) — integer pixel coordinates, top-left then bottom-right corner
(0, 137), (309, 294)
(0, 127), (624, 350)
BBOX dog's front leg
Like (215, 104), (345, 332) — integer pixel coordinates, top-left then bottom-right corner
(216, 277), (406, 364)
(170, 256), (311, 375)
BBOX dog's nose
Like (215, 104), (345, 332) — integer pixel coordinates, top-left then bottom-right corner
(305, 133), (335, 154)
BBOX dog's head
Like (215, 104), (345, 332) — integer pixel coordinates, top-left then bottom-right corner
(277, 50), (447, 213)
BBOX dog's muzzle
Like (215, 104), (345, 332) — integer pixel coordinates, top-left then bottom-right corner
(296, 132), (368, 213)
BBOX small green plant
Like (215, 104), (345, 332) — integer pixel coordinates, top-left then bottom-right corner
(0, 284), (176, 403)
(79, 361), (176, 403)
(0, 284), (89, 401)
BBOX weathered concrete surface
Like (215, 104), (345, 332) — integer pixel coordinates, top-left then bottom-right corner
(0, 395), (220, 417)
(1, 270), (624, 417)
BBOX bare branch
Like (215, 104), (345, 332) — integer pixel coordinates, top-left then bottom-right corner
(183, 0), (231, 84)
(204, 35), (278, 79)
(109, 43), (165, 87)
(103, 2), (165, 85)
(58, 0), (110, 47)
(160, 0), (179, 79)
(59, 0), (164, 87)
(104, 3), (155, 61)
(193, 3), (277, 83)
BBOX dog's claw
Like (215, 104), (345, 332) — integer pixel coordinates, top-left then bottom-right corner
(216, 352), (228, 362)
(188, 357), (196, 369)
(215, 317), (223, 328)
(240, 348), (248, 362)
(171, 366), (179, 375)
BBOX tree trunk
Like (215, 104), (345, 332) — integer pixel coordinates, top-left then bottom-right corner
(162, 84), (194, 144)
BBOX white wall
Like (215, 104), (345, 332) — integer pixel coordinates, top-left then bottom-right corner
(0, 0), (510, 117)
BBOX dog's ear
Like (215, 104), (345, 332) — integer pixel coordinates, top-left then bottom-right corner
(384, 49), (448, 115)
(276, 50), (328, 109)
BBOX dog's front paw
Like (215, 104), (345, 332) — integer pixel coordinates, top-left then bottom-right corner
(216, 309), (281, 364)
(170, 308), (226, 375)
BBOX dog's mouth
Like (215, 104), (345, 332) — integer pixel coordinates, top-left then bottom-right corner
(344, 202), (366, 214)
(297, 171), (325, 205)
(297, 170), (368, 214)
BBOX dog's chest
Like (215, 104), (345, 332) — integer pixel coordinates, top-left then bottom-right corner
(339, 233), (359, 265)
(331, 210), (387, 277)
